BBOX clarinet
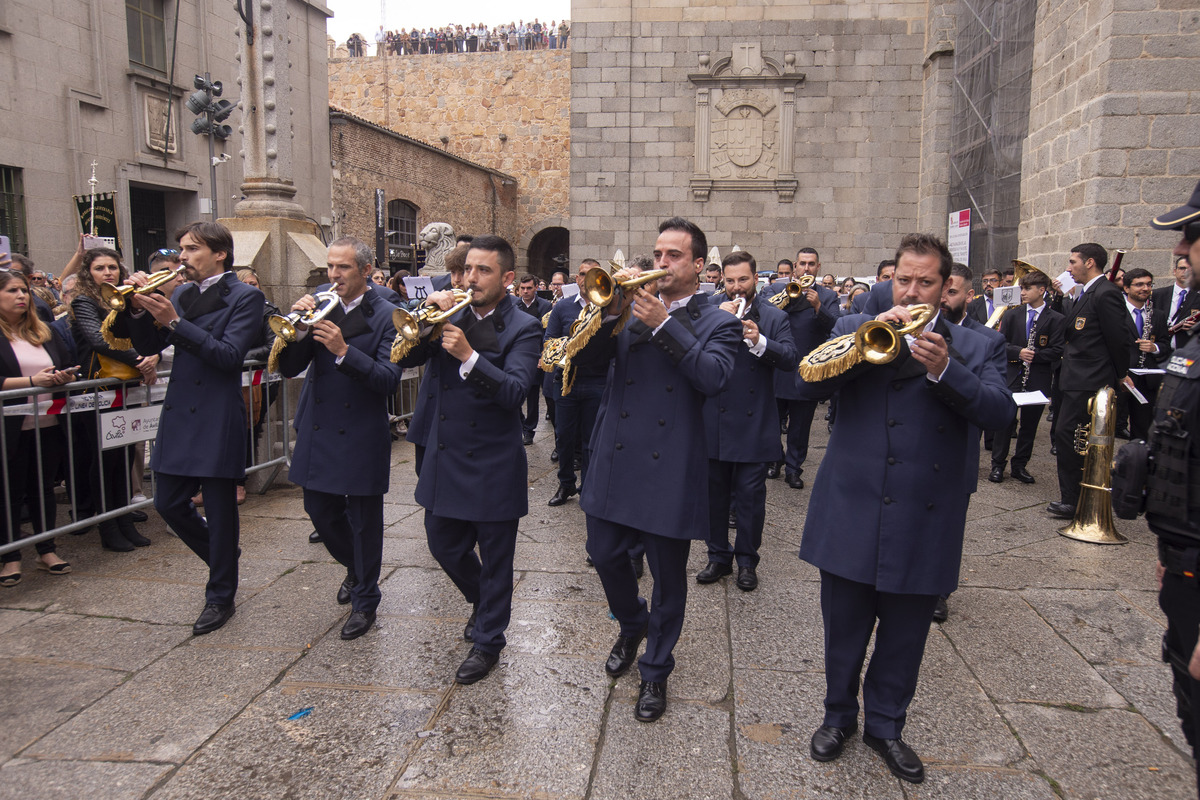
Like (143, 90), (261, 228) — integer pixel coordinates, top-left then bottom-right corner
(1138, 294), (1153, 369)
(1022, 306), (1036, 391)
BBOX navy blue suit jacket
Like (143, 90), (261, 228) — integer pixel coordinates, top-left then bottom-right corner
(858, 279), (894, 315)
(579, 293), (741, 539)
(799, 315), (1015, 595)
(370, 283), (402, 305)
(703, 295), (798, 462)
(397, 298), (542, 521)
(766, 281), (840, 400)
(128, 272), (265, 479)
(278, 286), (402, 496)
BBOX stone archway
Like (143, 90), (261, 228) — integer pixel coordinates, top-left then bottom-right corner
(525, 226), (570, 282)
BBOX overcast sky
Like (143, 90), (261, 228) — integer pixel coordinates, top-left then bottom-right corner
(325, 0), (572, 45)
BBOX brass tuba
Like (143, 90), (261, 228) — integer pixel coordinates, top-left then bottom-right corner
(798, 304), (936, 381)
(1059, 386), (1126, 544)
(768, 275), (816, 310)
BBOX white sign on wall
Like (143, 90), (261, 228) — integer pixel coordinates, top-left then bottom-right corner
(948, 209), (971, 265)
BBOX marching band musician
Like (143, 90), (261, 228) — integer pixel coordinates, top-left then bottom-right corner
(799, 234), (1013, 783)
(1120, 267), (1171, 441)
(769, 248), (840, 488)
(992, 270), (1065, 484)
(124, 222), (265, 636)
(1047, 243), (1135, 520)
(512, 274), (552, 446)
(577, 217), (741, 722)
(697, 251), (797, 591)
(1153, 254), (1199, 351)
(276, 237), (402, 640)
(394, 235), (541, 685)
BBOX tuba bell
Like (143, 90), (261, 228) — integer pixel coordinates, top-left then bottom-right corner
(1059, 386), (1127, 544)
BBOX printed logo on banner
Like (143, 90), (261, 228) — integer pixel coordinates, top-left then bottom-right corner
(101, 406), (161, 450)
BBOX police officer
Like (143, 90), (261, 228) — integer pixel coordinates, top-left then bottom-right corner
(1146, 181), (1200, 798)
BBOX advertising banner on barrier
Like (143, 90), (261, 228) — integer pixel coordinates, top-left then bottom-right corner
(100, 405), (162, 450)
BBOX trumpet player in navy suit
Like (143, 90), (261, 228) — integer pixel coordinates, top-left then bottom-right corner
(699, 251), (797, 591)
(799, 234), (1015, 783)
(395, 235), (542, 686)
(768, 266), (839, 488)
(277, 238), (402, 641)
(990, 270), (1065, 484)
(125, 222), (265, 636)
(578, 218), (741, 723)
(406, 270), (461, 478)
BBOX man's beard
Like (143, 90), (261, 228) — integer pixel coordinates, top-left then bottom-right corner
(943, 302), (966, 324)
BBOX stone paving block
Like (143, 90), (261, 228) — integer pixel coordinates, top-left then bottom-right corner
(1002, 703), (1195, 800)
(906, 630), (1024, 767)
(0, 758), (171, 800)
(591, 697), (734, 800)
(730, 565), (823, 673)
(507, 597), (613, 659)
(732, 668), (904, 800)
(960, 506), (1063, 557)
(0, 574), (215, 625)
(26, 647), (296, 763)
(108, 550), (296, 592)
(515, 541), (608, 573)
(188, 562), (368, 651)
(383, 512), (428, 541)
(958, 550), (1153, 592)
(0, 608), (39, 635)
(511, 570), (611, 605)
(0, 613), (190, 672)
(380, 537), (441, 569)
(942, 588), (1126, 708)
(285, 616), (469, 692)
(1096, 663), (1190, 753)
(0, 660), (124, 763)
(237, 516), (326, 559)
(151, 685), (438, 800)
(394, 654), (607, 799)
(904, 767), (1060, 799)
(1120, 588), (1167, 626)
(1021, 588), (1164, 666)
(376, 566), (474, 618)
(669, 580), (731, 703)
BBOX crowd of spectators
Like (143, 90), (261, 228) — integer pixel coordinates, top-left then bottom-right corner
(347, 19), (570, 57)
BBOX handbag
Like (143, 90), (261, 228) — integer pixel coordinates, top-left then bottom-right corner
(93, 352), (140, 381)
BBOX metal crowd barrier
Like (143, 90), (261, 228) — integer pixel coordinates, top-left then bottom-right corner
(0, 360), (292, 557)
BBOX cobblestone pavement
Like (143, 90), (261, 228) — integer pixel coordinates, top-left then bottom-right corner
(0, 411), (1193, 799)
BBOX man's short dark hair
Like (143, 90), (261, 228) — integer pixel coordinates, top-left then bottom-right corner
(706, 264), (721, 273)
(722, 251), (757, 273)
(551, 270), (569, 282)
(580, 258), (601, 270)
(1071, 242), (1109, 272)
(797, 247), (819, 261)
(518, 273), (537, 286)
(176, 221), (234, 270)
(467, 234), (515, 272)
(893, 234), (952, 282)
(658, 217), (707, 263)
(1020, 270), (1051, 290)
(328, 236), (374, 270)
(981, 268), (1002, 279)
(777, 259), (793, 270)
(10, 254), (33, 275)
(950, 262), (973, 283)
(876, 259), (896, 279)
(1123, 267), (1153, 288)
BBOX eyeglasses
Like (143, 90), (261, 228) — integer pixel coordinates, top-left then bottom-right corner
(29, 276), (46, 283)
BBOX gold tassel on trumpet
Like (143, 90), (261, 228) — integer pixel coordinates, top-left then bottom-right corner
(100, 309), (133, 350)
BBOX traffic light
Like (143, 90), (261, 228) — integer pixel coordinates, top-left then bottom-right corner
(187, 74), (233, 141)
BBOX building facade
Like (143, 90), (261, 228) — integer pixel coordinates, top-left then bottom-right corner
(0, 0), (333, 274)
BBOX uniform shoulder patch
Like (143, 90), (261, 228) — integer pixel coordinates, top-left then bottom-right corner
(1165, 354), (1200, 377)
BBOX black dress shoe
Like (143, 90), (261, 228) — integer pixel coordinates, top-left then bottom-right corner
(605, 624), (648, 676)
(785, 471), (805, 490)
(932, 595), (948, 623)
(1011, 467), (1036, 484)
(988, 466), (1004, 483)
(863, 733), (925, 784)
(129, 509), (148, 522)
(810, 723), (857, 762)
(1116, 427), (1131, 440)
(635, 679), (667, 722)
(308, 530), (323, 544)
(696, 561), (732, 583)
(522, 430), (534, 446)
(1050, 443), (1058, 455)
(336, 574), (357, 605)
(585, 554), (594, 567)
(340, 610), (376, 640)
(548, 484), (578, 506)
(736, 566), (758, 591)
(455, 646), (500, 684)
(631, 554), (644, 579)
(1046, 501), (1076, 519)
(766, 462), (780, 479)
(550, 449), (559, 462)
(192, 603), (235, 635)
(463, 604), (478, 642)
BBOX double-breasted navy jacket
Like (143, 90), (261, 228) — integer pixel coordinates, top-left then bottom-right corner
(278, 286), (402, 497)
(396, 299), (542, 521)
(127, 272), (265, 479)
(767, 281), (840, 400)
(798, 315), (1015, 595)
(579, 293), (742, 540)
(703, 294), (798, 462)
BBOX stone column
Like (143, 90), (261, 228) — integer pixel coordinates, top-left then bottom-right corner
(917, 0), (955, 235)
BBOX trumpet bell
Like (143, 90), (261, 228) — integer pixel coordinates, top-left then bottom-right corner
(269, 313), (301, 342)
(854, 320), (901, 365)
(582, 269), (669, 307)
(99, 283), (134, 312)
(391, 307), (423, 342)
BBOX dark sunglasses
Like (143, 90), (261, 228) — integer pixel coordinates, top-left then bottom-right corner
(152, 248), (180, 259)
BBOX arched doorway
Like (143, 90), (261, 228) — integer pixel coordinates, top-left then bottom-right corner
(526, 226), (570, 281)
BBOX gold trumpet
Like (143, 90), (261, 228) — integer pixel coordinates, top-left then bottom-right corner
(768, 274), (816, 309)
(268, 290), (341, 343)
(389, 289), (474, 362)
(582, 268), (669, 308)
(100, 265), (188, 312)
(798, 304), (936, 381)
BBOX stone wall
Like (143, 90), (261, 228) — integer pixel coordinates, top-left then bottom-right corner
(1019, 0), (1200, 276)
(569, 0), (930, 274)
(327, 50), (569, 263)
(329, 110), (519, 266)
